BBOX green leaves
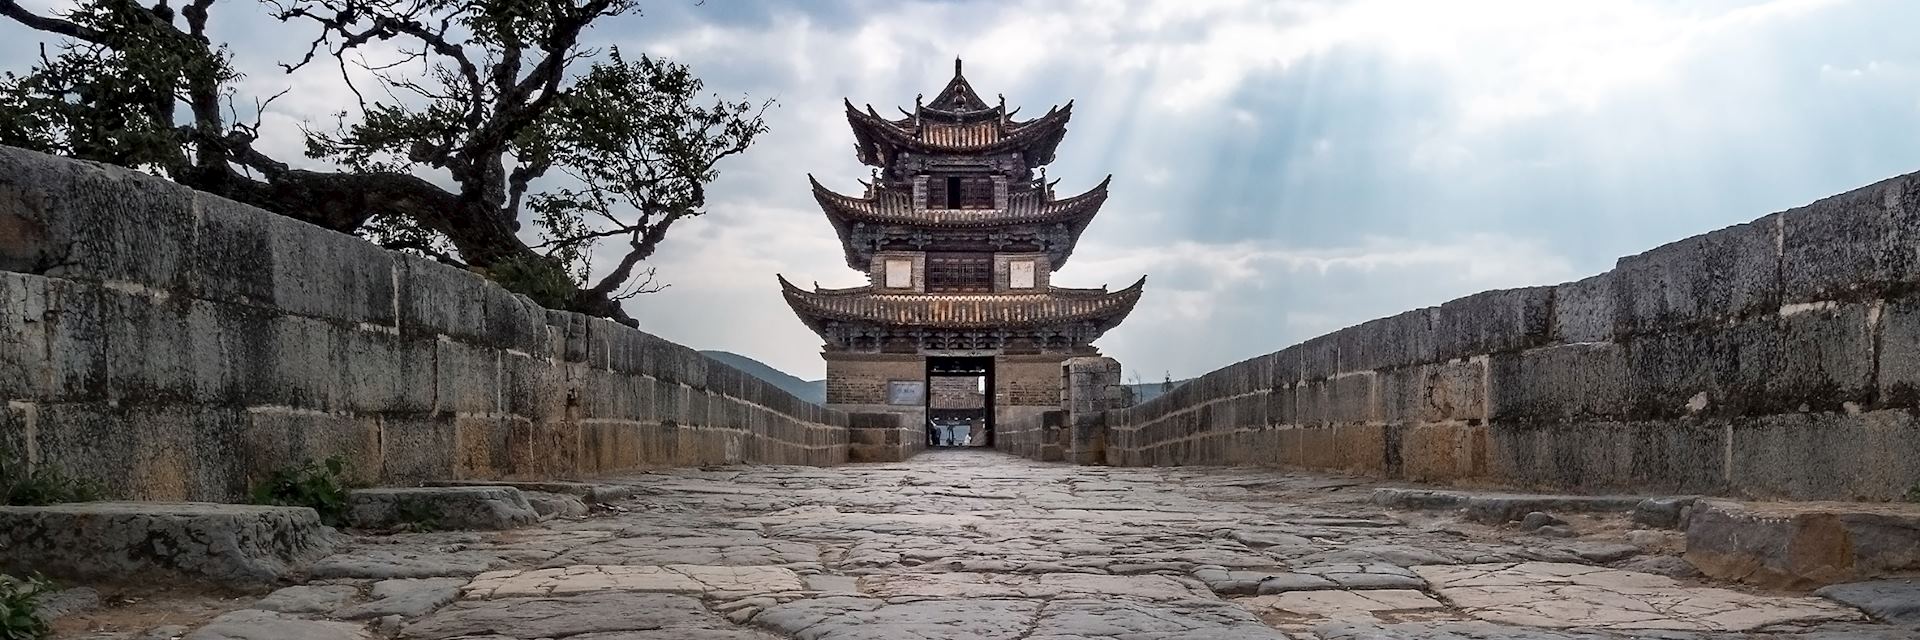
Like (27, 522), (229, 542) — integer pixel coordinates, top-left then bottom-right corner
(0, 574), (51, 640)
(249, 455), (354, 526)
(0, 449), (103, 506)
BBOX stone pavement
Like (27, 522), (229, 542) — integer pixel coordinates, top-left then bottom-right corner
(56, 450), (1916, 639)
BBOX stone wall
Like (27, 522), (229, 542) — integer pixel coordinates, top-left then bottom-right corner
(1110, 169), (1920, 501)
(0, 146), (848, 502)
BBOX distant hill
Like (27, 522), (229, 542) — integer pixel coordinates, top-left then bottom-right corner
(699, 350), (1185, 408)
(1125, 379), (1189, 404)
(700, 351), (826, 404)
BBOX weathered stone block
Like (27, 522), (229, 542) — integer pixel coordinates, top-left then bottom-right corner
(34, 402), (248, 501)
(1553, 272), (1619, 343)
(0, 502), (335, 585)
(1728, 411), (1920, 501)
(434, 338), (499, 416)
(0, 272), (50, 399)
(1485, 420), (1727, 494)
(1489, 342), (1628, 423)
(0, 147), (195, 290)
(1780, 172), (1920, 304)
(1613, 217), (1779, 334)
(396, 254), (491, 343)
(1765, 303), (1876, 413)
(265, 213), (397, 327)
(1687, 499), (1920, 589)
(1463, 493), (1643, 524)
(1430, 287), (1553, 360)
(188, 194), (276, 306)
(245, 410), (382, 488)
(380, 416), (458, 483)
(346, 486), (538, 530)
(1881, 296), (1920, 407)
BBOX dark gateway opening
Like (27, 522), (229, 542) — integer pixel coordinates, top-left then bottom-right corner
(926, 356), (993, 448)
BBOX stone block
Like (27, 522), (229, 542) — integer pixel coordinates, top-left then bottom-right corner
(1728, 411), (1920, 501)
(244, 409), (382, 488)
(264, 213), (397, 327)
(0, 146), (195, 290)
(396, 254), (492, 343)
(35, 401), (248, 501)
(0, 272), (50, 399)
(1880, 296), (1920, 407)
(1489, 343), (1628, 423)
(1430, 287), (1553, 361)
(1553, 272), (1618, 343)
(1765, 303), (1876, 413)
(1485, 420), (1728, 494)
(1780, 172), (1920, 304)
(434, 339), (500, 416)
(188, 194), (276, 305)
(1686, 499), (1920, 589)
(380, 416), (457, 483)
(1462, 493), (1644, 524)
(1613, 217), (1779, 335)
(452, 416), (514, 479)
(0, 502), (335, 586)
(339, 330), (435, 414)
(346, 486), (538, 530)
(1622, 328), (1736, 420)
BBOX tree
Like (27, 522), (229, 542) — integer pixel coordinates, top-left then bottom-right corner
(0, 0), (769, 324)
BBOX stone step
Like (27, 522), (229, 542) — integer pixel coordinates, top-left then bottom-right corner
(1369, 487), (1647, 523)
(420, 480), (637, 503)
(0, 502), (335, 586)
(1686, 499), (1920, 590)
(346, 487), (538, 531)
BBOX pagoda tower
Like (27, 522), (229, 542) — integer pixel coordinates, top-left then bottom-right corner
(780, 59), (1144, 446)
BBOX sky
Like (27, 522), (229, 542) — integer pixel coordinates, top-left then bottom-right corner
(9, 0), (1920, 381)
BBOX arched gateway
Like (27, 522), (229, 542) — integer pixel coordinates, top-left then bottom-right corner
(780, 59), (1144, 448)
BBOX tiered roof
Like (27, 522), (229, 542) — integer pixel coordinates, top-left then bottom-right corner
(844, 60), (1073, 168)
(782, 59), (1143, 352)
(781, 276), (1144, 332)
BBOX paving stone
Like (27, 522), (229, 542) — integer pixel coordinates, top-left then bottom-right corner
(858, 572), (1212, 600)
(462, 564), (803, 599)
(402, 592), (737, 639)
(1815, 578), (1920, 625)
(1415, 561), (1861, 631)
(253, 585), (360, 614)
(307, 548), (509, 579)
(184, 610), (370, 640)
(335, 577), (465, 619)
(1238, 589), (1452, 625)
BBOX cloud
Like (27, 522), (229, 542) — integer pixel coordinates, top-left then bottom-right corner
(5, 0), (1919, 382)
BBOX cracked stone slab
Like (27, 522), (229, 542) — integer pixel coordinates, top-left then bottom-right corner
(1415, 562), (1862, 631)
(183, 609), (370, 640)
(402, 592), (752, 639)
(752, 595), (1287, 640)
(1238, 589), (1454, 627)
(857, 572), (1213, 600)
(336, 577), (465, 619)
(0, 503), (335, 586)
(462, 564), (803, 599)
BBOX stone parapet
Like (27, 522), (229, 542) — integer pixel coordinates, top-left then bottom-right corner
(0, 146), (848, 501)
(1107, 168), (1920, 501)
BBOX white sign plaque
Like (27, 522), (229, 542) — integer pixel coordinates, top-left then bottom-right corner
(1009, 260), (1036, 289)
(885, 259), (913, 288)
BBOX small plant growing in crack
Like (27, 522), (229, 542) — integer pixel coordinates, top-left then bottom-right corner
(249, 456), (354, 526)
(0, 447), (101, 506)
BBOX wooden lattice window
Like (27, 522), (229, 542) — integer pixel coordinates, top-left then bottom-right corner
(929, 175), (994, 209)
(926, 253), (992, 293)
